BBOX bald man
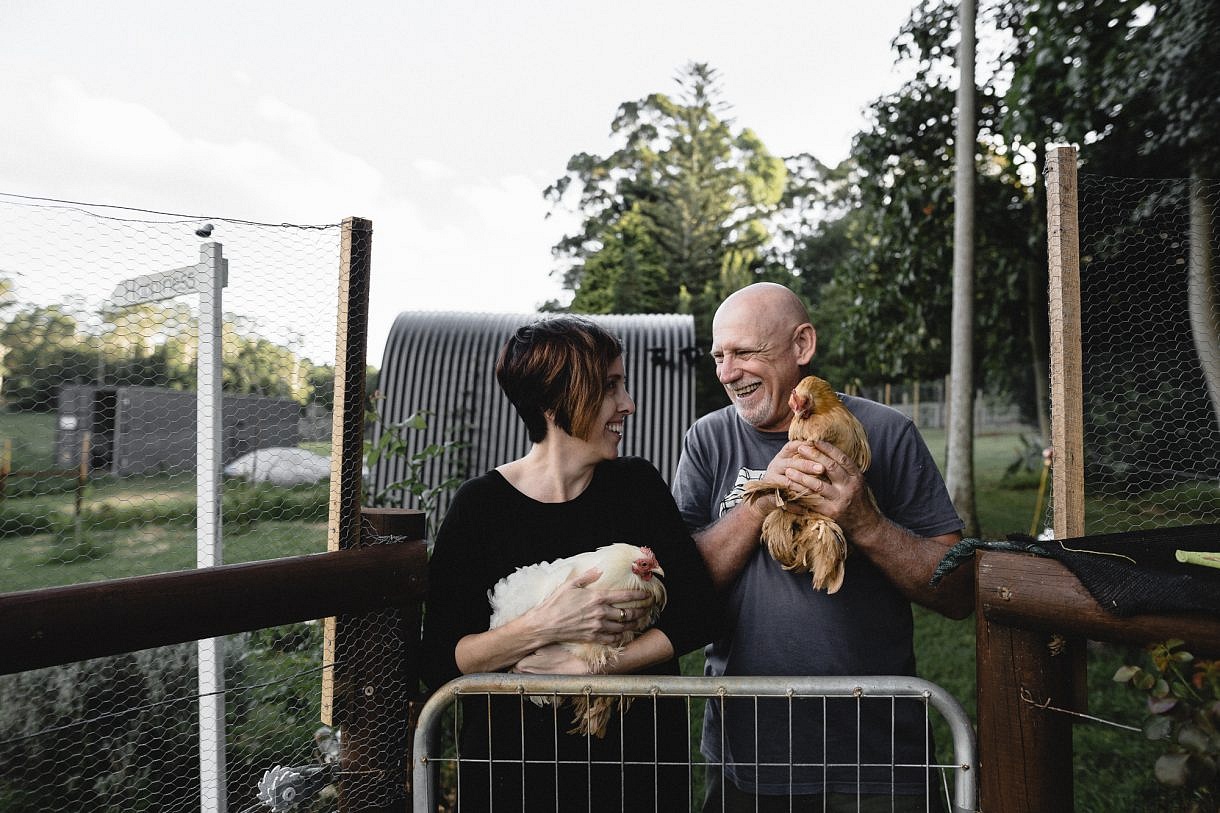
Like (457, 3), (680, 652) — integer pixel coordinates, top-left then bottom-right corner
(672, 283), (972, 812)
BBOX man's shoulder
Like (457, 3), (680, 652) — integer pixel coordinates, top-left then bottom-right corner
(841, 394), (914, 429)
(689, 404), (739, 431)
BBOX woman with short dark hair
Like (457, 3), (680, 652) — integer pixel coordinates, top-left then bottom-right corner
(422, 315), (717, 811)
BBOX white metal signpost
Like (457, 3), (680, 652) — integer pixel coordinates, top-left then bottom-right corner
(108, 242), (230, 813)
(107, 258), (228, 307)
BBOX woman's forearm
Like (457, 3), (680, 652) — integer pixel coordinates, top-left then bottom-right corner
(454, 614), (547, 674)
(602, 628), (674, 674)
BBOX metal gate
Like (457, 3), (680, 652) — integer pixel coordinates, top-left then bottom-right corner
(413, 674), (977, 812)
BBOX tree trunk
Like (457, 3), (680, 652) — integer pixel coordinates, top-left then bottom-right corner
(947, 0), (979, 536)
(1188, 175), (1220, 441)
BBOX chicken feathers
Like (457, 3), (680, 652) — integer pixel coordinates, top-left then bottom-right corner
(742, 375), (874, 593)
(488, 543), (667, 737)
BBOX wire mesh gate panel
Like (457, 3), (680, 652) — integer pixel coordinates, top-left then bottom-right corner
(413, 674), (977, 813)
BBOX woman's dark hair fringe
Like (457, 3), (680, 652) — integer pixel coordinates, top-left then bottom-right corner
(495, 316), (623, 443)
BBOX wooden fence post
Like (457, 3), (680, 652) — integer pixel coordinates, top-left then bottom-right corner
(322, 215), (374, 725)
(333, 507), (426, 813)
(975, 554), (1077, 812)
(1046, 144), (1085, 540)
(1045, 145), (1091, 717)
(976, 144), (1087, 812)
(976, 550), (1220, 811)
(74, 432), (91, 519)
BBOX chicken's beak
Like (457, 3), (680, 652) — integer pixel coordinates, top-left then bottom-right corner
(652, 564), (665, 578)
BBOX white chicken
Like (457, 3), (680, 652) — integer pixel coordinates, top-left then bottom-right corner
(488, 543), (667, 737)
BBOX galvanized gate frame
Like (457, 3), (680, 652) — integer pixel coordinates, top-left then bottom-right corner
(413, 674), (978, 812)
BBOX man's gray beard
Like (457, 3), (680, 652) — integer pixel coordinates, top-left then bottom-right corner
(732, 399), (771, 429)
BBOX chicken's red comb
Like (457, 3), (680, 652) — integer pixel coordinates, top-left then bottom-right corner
(638, 546), (656, 559)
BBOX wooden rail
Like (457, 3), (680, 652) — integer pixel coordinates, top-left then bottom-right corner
(0, 510), (426, 676)
(978, 552), (1220, 651)
(976, 550), (1220, 813)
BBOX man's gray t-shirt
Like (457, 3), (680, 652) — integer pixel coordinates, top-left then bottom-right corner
(672, 398), (963, 795)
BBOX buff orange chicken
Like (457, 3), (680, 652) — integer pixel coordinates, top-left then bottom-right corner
(742, 375), (873, 593)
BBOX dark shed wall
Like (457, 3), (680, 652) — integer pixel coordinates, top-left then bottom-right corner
(372, 312), (697, 519)
(112, 387), (195, 475)
(56, 385), (301, 475)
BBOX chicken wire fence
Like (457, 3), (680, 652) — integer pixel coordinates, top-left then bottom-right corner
(0, 193), (351, 592)
(0, 193), (382, 811)
(413, 674), (978, 813)
(0, 613), (412, 813)
(1066, 174), (1220, 533)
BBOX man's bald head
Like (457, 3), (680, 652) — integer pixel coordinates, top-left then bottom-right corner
(710, 283), (816, 432)
(714, 282), (811, 333)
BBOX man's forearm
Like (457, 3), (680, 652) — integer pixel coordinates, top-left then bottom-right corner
(850, 517), (972, 618)
(694, 503), (764, 590)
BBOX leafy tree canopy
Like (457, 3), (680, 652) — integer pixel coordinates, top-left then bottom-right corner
(546, 62), (787, 331)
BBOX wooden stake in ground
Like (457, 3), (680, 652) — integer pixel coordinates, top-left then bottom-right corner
(322, 217), (374, 727)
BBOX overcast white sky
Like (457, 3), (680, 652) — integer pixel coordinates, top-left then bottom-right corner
(2, 0), (918, 364)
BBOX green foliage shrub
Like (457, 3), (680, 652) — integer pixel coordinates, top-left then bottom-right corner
(1114, 640), (1220, 812)
(0, 480), (331, 540)
(1, 474), (77, 499)
(0, 643), (218, 812)
(0, 626), (334, 813)
(222, 482), (329, 532)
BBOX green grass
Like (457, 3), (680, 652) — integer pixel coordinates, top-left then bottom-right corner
(0, 409), (58, 471)
(0, 463), (329, 593)
(0, 520), (328, 593)
(299, 440), (332, 457)
(0, 408), (332, 593)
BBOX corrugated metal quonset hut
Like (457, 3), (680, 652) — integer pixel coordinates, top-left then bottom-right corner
(370, 312), (698, 520)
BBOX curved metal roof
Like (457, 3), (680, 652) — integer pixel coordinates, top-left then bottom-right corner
(371, 311), (697, 523)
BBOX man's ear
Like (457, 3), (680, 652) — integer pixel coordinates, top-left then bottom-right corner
(793, 323), (817, 365)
